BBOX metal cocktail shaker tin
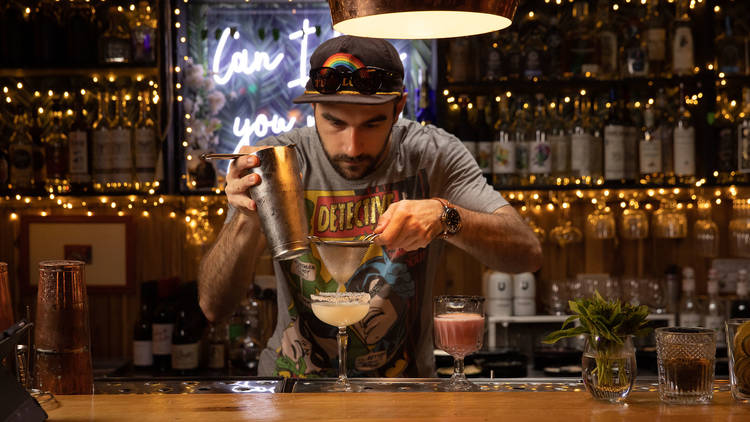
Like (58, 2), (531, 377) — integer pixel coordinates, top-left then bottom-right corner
(250, 145), (310, 260)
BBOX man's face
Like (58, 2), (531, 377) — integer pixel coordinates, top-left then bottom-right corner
(314, 96), (406, 180)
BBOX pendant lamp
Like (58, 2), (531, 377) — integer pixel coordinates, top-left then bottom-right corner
(328, 0), (520, 39)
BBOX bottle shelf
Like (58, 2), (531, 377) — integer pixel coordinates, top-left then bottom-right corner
(0, 66), (159, 79)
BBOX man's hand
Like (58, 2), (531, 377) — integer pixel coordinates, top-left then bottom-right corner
(373, 199), (445, 251)
(225, 145), (269, 215)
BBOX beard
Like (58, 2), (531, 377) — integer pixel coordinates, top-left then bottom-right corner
(316, 126), (393, 180)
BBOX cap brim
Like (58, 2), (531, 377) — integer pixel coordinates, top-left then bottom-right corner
(293, 92), (400, 105)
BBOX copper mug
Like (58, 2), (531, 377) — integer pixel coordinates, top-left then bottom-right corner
(33, 260), (93, 394)
(0, 262), (13, 331)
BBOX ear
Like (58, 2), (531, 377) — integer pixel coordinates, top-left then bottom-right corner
(395, 93), (408, 117)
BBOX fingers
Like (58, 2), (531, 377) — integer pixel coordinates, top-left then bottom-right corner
(228, 154), (259, 182)
(374, 200), (439, 251)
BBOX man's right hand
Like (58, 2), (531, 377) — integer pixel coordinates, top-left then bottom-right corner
(225, 145), (266, 215)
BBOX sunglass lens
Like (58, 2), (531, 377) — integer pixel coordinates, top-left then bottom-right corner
(353, 68), (381, 95)
(312, 68), (340, 94)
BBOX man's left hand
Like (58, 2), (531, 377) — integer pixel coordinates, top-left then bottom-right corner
(373, 199), (445, 251)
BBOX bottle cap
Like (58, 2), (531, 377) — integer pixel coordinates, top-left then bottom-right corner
(682, 267), (694, 278)
(708, 268), (718, 280)
(682, 277), (695, 292)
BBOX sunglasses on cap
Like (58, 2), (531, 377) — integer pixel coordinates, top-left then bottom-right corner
(309, 66), (401, 96)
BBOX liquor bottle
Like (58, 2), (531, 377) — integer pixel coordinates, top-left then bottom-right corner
(492, 96), (515, 188)
(134, 91), (158, 189)
(152, 298), (174, 372)
(228, 309), (246, 369)
(568, 0), (599, 77)
(715, 93), (737, 183)
(730, 269), (750, 318)
(704, 269), (726, 348)
(571, 97), (594, 180)
(589, 98), (604, 182)
(446, 38), (473, 83)
(624, 21), (648, 77)
(30, 107), (47, 190)
(240, 298), (262, 372)
(644, 0), (668, 77)
(68, 95), (92, 193)
(673, 84), (696, 184)
(544, 13), (565, 80)
(9, 114), (34, 190)
(679, 267), (702, 327)
(715, 15), (745, 75)
(455, 96), (478, 161)
(207, 323), (227, 370)
(511, 99), (531, 186)
(0, 137), (8, 187)
(3, 0), (33, 67)
(639, 104), (663, 183)
(672, 0), (695, 76)
(528, 96), (551, 185)
(475, 96), (494, 182)
(522, 16), (544, 80)
(44, 110), (69, 192)
(172, 309), (200, 375)
(595, 0), (618, 79)
(604, 90), (627, 182)
(92, 89), (112, 190)
(109, 90), (134, 189)
(549, 100), (570, 180)
(66, 1), (97, 66)
(415, 69), (436, 125)
(505, 31), (523, 79)
(32, 0), (65, 66)
(131, 1), (157, 64)
(482, 31), (503, 82)
(738, 87), (750, 176)
(133, 301), (153, 369)
(100, 6), (132, 64)
(622, 97), (639, 184)
(655, 89), (676, 184)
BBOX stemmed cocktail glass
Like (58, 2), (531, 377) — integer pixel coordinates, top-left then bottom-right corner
(433, 295), (485, 392)
(311, 292), (371, 392)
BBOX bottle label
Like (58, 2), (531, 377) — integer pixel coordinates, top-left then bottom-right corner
(463, 141), (478, 161)
(704, 316), (726, 345)
(738, 125), (750, 173)
(152, 323), (173, 355)
(515, 143), (529, 172)
(674, 126), (696, 176)
(208, 344), (226, 369)
(492, 141), (515, 174)
(523, 48), (543, 79)
(110, 128), (133, 182)
(571, 133), (592, 175)
(680, 313), (701, 327)
(513, 298), (535, 316)
(135, 128), (157, 179)
(68, 130), (90, 178)
(604, 125), (626, 180)
(718, 127), (737, 172)
(626, 47), (647, 76)
(477, 141), (493, 173)
(646, 28), (667, 61)
(639, 139), (663, 174)
(550, 135), (569, 173)
(448, 39), (471, 82)
(673, 27), (694, 74)
(171, 342), (200, 370)
(92, 128), (112, 184)
(133, 340), (153, 366)
(600, 32), (618, 75)
(10, 147), (32, 171)
(529, 141), (552, 173)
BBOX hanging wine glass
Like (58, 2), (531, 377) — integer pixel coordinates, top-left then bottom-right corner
(694, 198), (719, 258)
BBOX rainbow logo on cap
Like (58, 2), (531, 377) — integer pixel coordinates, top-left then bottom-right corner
(322, 53), (365, 72)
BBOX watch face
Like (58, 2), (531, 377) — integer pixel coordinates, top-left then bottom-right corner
(445, 207), (461, 233)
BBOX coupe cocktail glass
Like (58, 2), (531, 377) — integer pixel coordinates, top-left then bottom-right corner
(433, 295), (485, 392)
(311, 292), (371, 392)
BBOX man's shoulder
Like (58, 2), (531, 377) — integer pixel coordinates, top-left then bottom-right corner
(255, 126), (317, 147)
(395, 119), (462, 150)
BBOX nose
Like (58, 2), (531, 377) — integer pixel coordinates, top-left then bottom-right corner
(343, 127), (366, 157)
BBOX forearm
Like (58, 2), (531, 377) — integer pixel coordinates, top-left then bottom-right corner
(447, 205), (543, 274)
(198, 211), (267, 322)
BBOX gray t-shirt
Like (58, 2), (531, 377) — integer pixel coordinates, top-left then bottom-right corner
(229, 118), (507, 378)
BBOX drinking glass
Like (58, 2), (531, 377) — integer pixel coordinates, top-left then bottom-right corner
(725, 319), (750, 403)
(729, 199), (750, 258)
(433, 295), (485, 392)
(653, 199), (688, 239)
(620, 207), (649, 240)
(694, 199), (719, 258)
(310, 292), (371, 392)
(655, 327), (716, 404)
(585, 206), (615, 240)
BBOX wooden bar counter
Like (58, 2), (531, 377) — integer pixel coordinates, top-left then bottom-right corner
(46, 390), (749, 421)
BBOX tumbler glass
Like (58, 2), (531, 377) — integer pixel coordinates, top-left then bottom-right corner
(655, 327), (716, 404)
(34, 260), (93, 394)
(725, 319), (750, 403)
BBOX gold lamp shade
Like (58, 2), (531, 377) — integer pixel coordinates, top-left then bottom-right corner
(328, 0), (520, 39)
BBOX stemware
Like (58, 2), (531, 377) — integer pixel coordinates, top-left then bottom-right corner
(694, 199), (719, 258)
(433, 295), (485, 392)
(310, 292), (371, 392)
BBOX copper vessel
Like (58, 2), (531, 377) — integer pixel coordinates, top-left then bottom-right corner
(0, 262), (13, 331)
(33, 260), (93, 394)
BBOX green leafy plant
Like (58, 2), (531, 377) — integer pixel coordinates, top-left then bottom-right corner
(543, 292), (652, 391)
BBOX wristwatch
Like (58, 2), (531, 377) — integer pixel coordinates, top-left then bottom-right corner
(433, 198), (461, 239)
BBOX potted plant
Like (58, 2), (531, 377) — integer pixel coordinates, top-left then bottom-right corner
(543, 292), (652, 403)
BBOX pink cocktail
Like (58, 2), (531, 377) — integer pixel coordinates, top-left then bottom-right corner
(434, 313), (485, 358)
(433, 295), (485, 392)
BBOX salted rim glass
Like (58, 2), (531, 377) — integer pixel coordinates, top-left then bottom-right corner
(433, 295), (485, 392)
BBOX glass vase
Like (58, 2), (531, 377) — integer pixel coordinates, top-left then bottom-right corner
(581, 335), (637, 403)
